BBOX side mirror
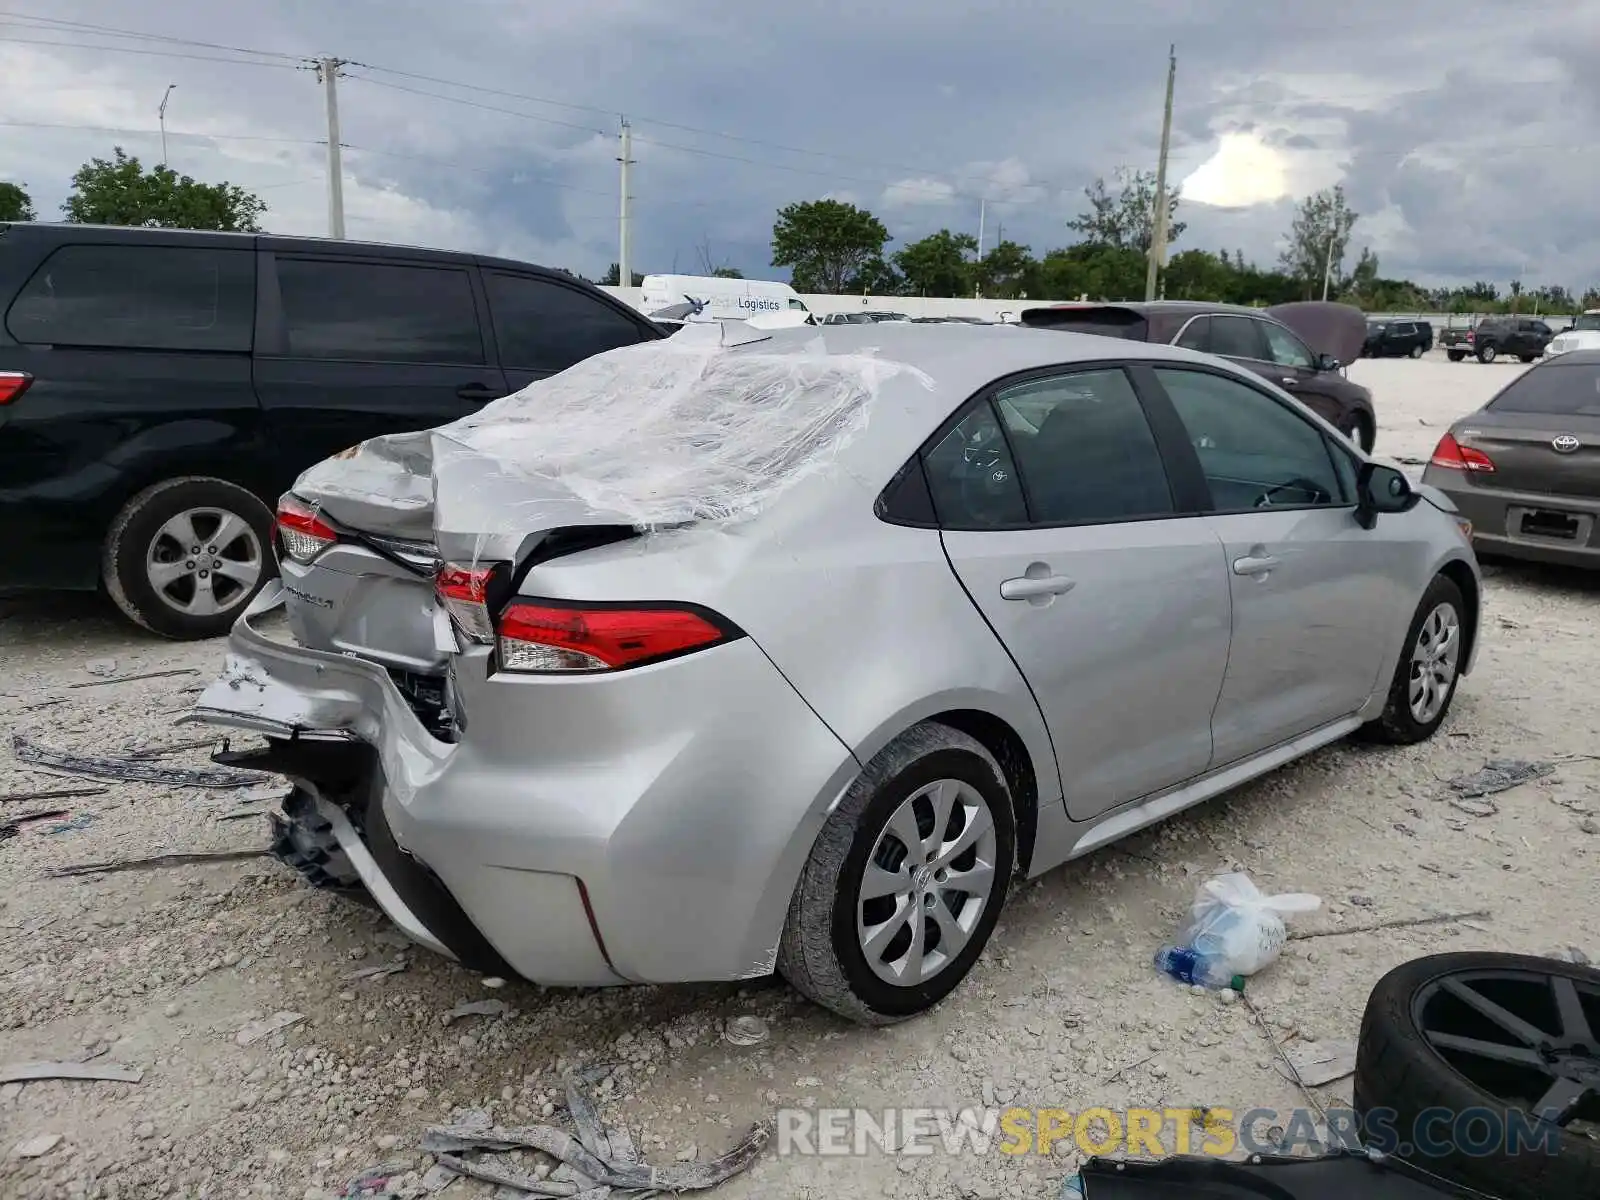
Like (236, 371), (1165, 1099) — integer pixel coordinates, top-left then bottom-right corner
(1315, 352), (1341, 372)
(1354, 461), (1415, 529)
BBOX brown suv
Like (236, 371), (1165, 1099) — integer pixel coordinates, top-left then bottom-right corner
(1020, 300), (1377, 452)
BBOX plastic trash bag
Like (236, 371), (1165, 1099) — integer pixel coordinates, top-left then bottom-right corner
(1181, 871), (1321, 979)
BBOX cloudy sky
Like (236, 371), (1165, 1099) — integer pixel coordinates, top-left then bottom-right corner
(2, 1), (1596, 291)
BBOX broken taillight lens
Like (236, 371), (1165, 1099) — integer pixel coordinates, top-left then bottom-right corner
(1429, 432), (1495, 473)
(496, 601), (736, 673)
(275, 496), (337, 563)
(436, 563), (504, 644)
(0, 371), (33, 405)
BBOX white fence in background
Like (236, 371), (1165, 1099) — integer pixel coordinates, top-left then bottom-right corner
(600, 288), (1581, 329)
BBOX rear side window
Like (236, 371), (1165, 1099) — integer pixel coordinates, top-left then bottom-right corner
(995, 369), (1174, 525)
(1175, 316), (1210, 350)
(275, 258), (484, 364)
(1488, 364), (1600, 415)
(7, 244), (254, 352)
(923, 403), (1028, 529)
(1206, 315), (1267, 359)
(484, 273), (645, 373)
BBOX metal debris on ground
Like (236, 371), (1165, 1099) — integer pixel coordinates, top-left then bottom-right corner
(125, 736), (220, 759)
(11, 732), (270, 789)
(68, 667), (201, 689)
(217, 808), (269, 822)
(722, 1015), (770, 1046)
(1272, 1039), (1357, 1088)
(0, 1060), (145, 1085)
(0, 808), (68, 841)
(343, 957), (409, 983)
(0, 785), (108, 805)
(443, 998), (509, 1025)
(1445, 759), (1554, 799)
(235, 1011), (305, 1046)
(421, 1071), (769, 1194)
(46, 849), (269, 878)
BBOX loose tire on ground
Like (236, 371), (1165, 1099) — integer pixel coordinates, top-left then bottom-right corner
(777, 722), (1016, 1024)
(1354, 952), (1600, 1199)
(269, 787), (361, 891)
(1360, 573), (1467, 745)
(102, 477), (277, 640)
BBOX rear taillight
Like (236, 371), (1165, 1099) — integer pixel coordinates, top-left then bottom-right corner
(496, 601), (737, 673)
(0, 371), (32, 405)
(436, 563), (507, 644)
(1465, 332), (1475, 342)
(1429, 432), (1495, 473)
(275, 496), (337, 563)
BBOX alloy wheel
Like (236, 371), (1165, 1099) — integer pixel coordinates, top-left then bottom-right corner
(1408, 602), (1460, 724)
(1413, 966), (1600, 1131)
(857, 778), (1000, 987)
(145, 506), (264, 617)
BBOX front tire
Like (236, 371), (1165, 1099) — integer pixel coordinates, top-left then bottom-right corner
(777, 723), (1016, 1024)
(102, 477), (277, 640)
(1361, 573), (1466, 745)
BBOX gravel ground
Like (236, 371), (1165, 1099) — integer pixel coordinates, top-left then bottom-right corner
(3, 352), (1598, 1200)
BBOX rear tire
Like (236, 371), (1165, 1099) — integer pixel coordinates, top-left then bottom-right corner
(1341, 414), (1374, 454)
(102, 477), (277, 640)
(777, 722), (1016, 1024)
(1409, 344), (1424, 359)
(1477, 344), (1498, 364)
(1519, 354), (1537, 364)
(1361, 573), (1466, 745)
(1447, 350), (1466, 362)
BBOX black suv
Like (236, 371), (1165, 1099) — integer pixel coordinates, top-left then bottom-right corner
(0, 223), (662, 638)
(1440, 316), (1553, 364)
(1361, 319), (1433, 358)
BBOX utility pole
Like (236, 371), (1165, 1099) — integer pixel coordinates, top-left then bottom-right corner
(1321, 226), (1338, 301)
(315, 57), (347, 240)
(618, 118), (635, 288)
(158, 84), (177, 166)
(1144, 44), (1177, 302)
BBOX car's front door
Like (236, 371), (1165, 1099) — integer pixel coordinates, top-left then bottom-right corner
(932, 365), (1232, 820)
(1147, 365), (1399, 762)
(1255, 317), (1344, 425)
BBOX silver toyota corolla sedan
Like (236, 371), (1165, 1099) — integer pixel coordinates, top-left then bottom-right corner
(188, 322), (1481, 1025)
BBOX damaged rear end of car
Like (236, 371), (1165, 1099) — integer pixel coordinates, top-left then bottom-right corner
(184, 324), (922, 989)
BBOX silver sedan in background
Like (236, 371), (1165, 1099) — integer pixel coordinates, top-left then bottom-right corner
(192, 324), (1481, 1024)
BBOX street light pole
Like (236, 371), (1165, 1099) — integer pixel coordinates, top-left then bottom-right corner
(158, 84), (177, 166)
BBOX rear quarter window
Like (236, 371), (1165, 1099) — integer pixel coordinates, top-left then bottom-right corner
(6, 243), (255, 352)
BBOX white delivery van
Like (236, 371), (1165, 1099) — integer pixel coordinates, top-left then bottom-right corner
(640, 274), (812, 322)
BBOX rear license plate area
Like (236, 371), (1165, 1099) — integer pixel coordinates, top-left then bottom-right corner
(1519, 509), (1580, 540)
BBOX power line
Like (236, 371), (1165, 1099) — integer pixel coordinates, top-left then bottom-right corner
(0, 10), (302, 61)
(0, 118), (323, 145)
(0, 32), (302, 69)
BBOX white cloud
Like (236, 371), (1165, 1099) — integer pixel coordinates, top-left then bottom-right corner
(880, 177), (957, 208)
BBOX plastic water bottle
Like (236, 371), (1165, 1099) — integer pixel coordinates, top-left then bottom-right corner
(1154, 945), (1242, 990)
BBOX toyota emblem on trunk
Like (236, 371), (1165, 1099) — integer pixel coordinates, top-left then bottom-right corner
(1553, 434), (1581, 453)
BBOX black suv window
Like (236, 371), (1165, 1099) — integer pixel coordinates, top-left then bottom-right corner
(7, 244), (254, 352)
(1153, 367), (1346, 510)
(275, 258), (484, 364)
(1206, 314), (1268, 360)
(484, 273), (645, 373)
(994, 369), (1174, 525)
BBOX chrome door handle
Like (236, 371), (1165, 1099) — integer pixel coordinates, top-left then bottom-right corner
(1232, 555), (1280, 576)
(1279, 377), (1298, 387)
(1000, 574), (1076, 600)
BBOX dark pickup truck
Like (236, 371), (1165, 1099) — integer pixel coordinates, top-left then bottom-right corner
(1440, 316), (1553, 363)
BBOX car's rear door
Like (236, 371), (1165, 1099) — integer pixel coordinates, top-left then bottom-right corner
(1145, 364), (1401, 761)
(933, 363), (1232, 820)
(482, 269), (655, 392)
(253, 250), (507, 493)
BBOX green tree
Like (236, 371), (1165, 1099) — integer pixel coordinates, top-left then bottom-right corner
(0, 182), (35, 221)
(771, 199), (890, 294)
(1067, 168), (1185, 255)
(894, 229), (976, 296)
(1164, 249), (1237, 301)
(63, 147), (265, 231)
(711, 266), (744, 279)
(975, 239), (1032, 299)
(1278, 185), (1358, 300)
(599, 263), (644, 286)
(845, 255), (901, 295)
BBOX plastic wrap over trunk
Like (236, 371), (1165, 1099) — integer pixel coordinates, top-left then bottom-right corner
(289, 323), (929, 562)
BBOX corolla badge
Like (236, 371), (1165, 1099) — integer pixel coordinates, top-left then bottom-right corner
(1552, 434), (1581, 453)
